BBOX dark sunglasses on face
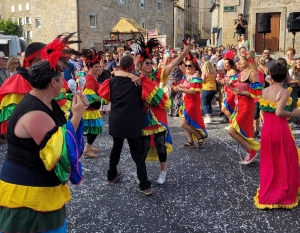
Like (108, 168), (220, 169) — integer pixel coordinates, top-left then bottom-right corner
(185, 64), (193, 68)
(144, 62), (154, 65)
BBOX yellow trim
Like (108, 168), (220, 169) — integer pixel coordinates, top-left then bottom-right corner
(254, 188), (298, 210)
(259, 97), (292, 109)
(160, 68), (170, 84)
(142, 108), (165, 136)
(60, 87), (66, 93)
(60, 100), (71, 113)
(164, 98), (172, 110)
(0, 180), (70, 211)
(83, 110), (102, 120)
(145, 87), (159, 105)
(190, 87), (202, 92)
(230, 114), (260, 151)
(146, 142), (173, 162)
(83, 88), (97, 95)
(40, 127), (63, 171)
(0, 94), (24, 109)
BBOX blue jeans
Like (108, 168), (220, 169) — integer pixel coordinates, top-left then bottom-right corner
(202, 90), (217, 115)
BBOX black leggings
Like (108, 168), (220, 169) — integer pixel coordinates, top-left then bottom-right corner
(143, 131), (167, 162)
(87, 133), (98, 145)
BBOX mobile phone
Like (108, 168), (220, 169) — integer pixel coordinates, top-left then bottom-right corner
(104, 60), (107, 64)
(182, 39), (188, 45)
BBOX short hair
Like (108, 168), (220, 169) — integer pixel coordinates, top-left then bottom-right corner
(270, 62), (287, 83)
(264, 47), (271, 52)
(119, 55), (134, 71)
(286, 47), (296, 55)
(24, 42), (46, 64)
(29, 60), (61, 90)
(276, 58), (287, 67)
(239, 13), (243, 16)
(193, 52), (200, 59)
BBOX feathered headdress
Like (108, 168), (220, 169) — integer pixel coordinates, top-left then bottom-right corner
(224, 50), (235, 61)
(41, 32), (82, 71)
(136, 34), (162, 63)
(185, 51), (199, 69)
(81, 49), (104, 68)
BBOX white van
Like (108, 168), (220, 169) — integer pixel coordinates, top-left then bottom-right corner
(0, 35), (27, 57)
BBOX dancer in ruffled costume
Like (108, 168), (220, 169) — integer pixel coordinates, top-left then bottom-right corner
(228, 52), (263, 164)
(0, 33), (87, 233)
(222, 51), (238, 123)
(116, 36), (191, 184)
(254, 62), (300, 209)
(0, 42), (45, 136)
(81, 49), (103, 158)
(172, 52), (207, 148)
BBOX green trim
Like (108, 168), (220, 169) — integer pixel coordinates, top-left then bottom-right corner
(189, 77), (202, 84)
(54, 124), (70, 184)
(149, 88), (164, 106)
(86, 94), (99, 104)
(260, 105), (291, 112)
(54, 92), (66, 101)
(0, 104), (16, 121)
(84, 126), (103, 134)
(0, 206), (66, 232)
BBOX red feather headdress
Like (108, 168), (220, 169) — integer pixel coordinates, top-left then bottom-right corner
(137, 34), (162, 63)
(224, 50), (235, 61)
(242, 52), (254, 65)
(81, 49), (104, 68)
(41, 32), (82, 71)
(185, 51), (199, 69)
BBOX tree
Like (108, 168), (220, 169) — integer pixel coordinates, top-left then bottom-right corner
(0, 18), (20, 36)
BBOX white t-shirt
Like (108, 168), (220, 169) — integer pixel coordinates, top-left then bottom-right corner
(216, 59), (224, 71)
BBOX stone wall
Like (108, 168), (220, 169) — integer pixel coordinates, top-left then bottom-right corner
(78, 0), (175, 49)
(218, 0), (300, 54)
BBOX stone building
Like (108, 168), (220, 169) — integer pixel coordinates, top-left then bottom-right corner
(174, 2), (185, 47)
(0, 0), (176, 50)
(210, 0), (300, 54)
(199, 0), (212, 40)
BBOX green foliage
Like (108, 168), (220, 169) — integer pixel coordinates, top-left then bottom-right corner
(0, 18), (20, 36)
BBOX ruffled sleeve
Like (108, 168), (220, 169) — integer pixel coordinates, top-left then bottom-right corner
(189, 77), (202, 91)
(151, 68), (170, 84)
(39, 117), (84, 185)
(142, 77), (171, 110)
(249, 82), (263, 98)
(98, 79), (111, 104)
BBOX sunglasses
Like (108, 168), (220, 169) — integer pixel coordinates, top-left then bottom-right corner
(105, 55), (110, 57)
(144, 62), (154, 65)
(185, 64), (194, 68)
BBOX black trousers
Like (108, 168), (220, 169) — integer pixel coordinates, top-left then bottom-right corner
(143, 131), (167, 162)
(87, 133), (98, 145)
(107, 136), (151, 190)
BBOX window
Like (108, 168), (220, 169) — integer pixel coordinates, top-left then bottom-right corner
(25, 17), (31, 24)
(19, 4), (22, 11)
(141, 20), (146, 29)
(26, 3), (30, 10)
(26, 31), (31, 39)
(141, 0), (145, 9)
(18, 18), (23, 26)
(158, 1), (162, 12)
(11, 6), (15, 12)
(89, 14), (97, 28)
(157, 24), (163, 35)
(119, 0), (125, 4)
(35, 18), (41, 28)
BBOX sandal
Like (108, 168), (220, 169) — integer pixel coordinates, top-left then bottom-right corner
(180, 141), (196, 148)
(82, 150), (99, 158)
(197, 137), (206, 148)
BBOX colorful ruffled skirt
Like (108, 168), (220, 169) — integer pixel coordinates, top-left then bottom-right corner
(82, 109), (103, 134)
(230, 95), (260, 151)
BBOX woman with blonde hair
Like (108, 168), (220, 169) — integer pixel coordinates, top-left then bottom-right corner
(6, 57), (19, 77)
(201, 61), (217, 124)
(228, 52), (263, 164)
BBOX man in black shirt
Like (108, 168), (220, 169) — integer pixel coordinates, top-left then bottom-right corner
(234, 13), (248, 37)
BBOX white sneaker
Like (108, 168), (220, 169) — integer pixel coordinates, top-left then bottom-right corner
(157, 171), (167, 184)
(224, 126), (230, 130)
(204, 117), (212, 124)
